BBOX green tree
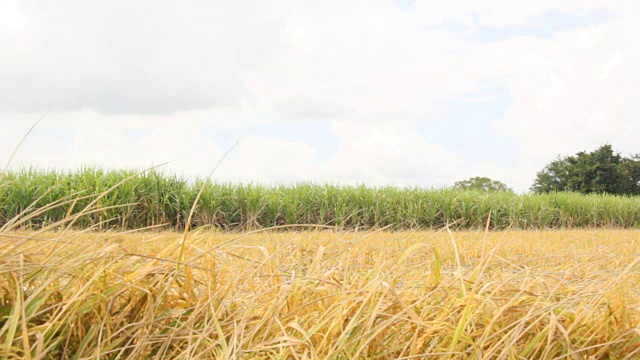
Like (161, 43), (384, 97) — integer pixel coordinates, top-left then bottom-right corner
(531, 144), (640, 195)
(453, 177), (512, 192)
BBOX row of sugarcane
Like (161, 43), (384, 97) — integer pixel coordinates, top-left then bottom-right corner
(1, 168), (640, 231)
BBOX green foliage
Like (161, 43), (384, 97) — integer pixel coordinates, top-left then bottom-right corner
(531, 145), (640, 195)
(453, 177), (512, 193)
(1, 167), (640, 231)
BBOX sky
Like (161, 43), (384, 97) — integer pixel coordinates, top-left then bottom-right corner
(0, 0), (638, 192)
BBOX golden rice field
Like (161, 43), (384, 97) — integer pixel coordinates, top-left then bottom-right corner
(2, 229), (640, 359)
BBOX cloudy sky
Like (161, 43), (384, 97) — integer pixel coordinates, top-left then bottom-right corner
(1, 0), (638, 192)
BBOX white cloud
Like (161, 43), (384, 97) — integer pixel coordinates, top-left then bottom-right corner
(0, 115), (499, 187)
(412, 0), (614, 27)
(0, 0), (283, 114)
(1, 0), (639, 192)
(0, 112), (325, 183)
(321, 120), (465, 186)
(0, 112), (244, 176)
(0, 0), (24, 32)
(216, 136), (317, 183)
(492, 12), (640, 167)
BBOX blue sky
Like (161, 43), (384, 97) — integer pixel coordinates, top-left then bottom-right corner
(1, 0), (638, 192)
(469, 9), (615, 42)
(419, 86), (517, 166)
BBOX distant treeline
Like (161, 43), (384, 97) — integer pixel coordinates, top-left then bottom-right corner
(1, 168), (640, 231)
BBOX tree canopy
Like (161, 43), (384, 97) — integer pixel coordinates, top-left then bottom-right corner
(531, 145), (640, 195)
(453, 177), (512, 192)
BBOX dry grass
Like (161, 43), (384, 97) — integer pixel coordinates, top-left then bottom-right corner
(1, 228), (640, 359)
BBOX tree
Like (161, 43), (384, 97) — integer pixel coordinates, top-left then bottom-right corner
(453, 177), (512, 192)
(531, 144), (640, 195)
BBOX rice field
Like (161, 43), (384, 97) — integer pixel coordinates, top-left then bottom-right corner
(2, 168), (640, 231)
(2, 228), (640, 359)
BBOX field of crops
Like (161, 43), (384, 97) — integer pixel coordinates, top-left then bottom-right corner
(2, 169), (640, 358)
(2, 228), (640, 358)
(2, 168), (640, 231)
